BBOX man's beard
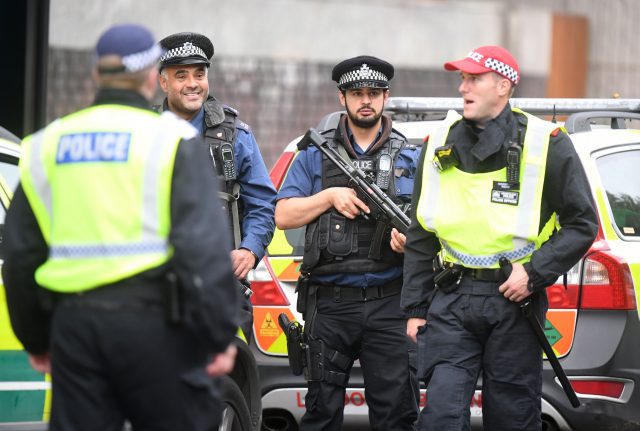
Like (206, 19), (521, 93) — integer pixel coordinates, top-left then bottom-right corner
(346, 106), (382, 129)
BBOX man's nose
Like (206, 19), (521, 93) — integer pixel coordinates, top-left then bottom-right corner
(458, 80), (467, 94)
(185, 75), (198, 87)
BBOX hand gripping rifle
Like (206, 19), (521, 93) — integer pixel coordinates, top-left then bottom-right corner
(499, 258), (581, 408)
(297, 128), (411, 234)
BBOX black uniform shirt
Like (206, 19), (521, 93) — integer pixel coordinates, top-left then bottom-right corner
(401, 104), (599, 319)
(2, 88), (240, 354)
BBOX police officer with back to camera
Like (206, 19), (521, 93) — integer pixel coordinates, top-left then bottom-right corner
(2, 23), (240, 431)
(401, 45), (599, 430)
(156, 32), (277, 336)
(275, 56), (419, 430)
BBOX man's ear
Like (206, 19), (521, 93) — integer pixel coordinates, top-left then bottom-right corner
(158, 71), (169, 93)
(338, 90), (346, 107)
(498, 78), (512, 97)
(91, 67), (100, 85)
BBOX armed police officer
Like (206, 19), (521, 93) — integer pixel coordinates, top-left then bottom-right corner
(2, 24), (240, 430)
(276, 56), (419, 430)
(157, 32), (277, 335)
(402, 45), (598, 430)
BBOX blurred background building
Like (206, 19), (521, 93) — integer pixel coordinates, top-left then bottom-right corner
(39, 0), (640, 167)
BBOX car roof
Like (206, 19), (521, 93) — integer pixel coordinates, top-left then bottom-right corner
(280, 97), (640, 155)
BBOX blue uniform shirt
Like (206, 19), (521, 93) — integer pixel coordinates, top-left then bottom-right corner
(192, 105), (277, 261)
(277, 130), (421, 287)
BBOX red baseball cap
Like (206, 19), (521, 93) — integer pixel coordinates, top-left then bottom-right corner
(444, 45), (520, 85)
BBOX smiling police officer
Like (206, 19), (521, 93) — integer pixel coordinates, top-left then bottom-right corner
(156, 33), (277, 337)
(276, 55), (419, 430)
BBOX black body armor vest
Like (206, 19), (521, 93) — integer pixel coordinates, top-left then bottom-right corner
(204, 106), (244, 248)
(155, 97), (244, 248)
(301, 125), (408, 276)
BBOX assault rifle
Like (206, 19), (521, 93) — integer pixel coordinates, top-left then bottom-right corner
(297, 128), (411, 234)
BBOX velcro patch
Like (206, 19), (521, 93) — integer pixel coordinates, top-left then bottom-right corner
(491, 189), (519, 205)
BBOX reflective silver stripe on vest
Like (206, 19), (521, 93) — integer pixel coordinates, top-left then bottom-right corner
(512, 114), (548, 249)
(28, 130), (53, 219)
(421, 110), (461, 229)
(441, 239), (536, 267)
(50, 241), (168, 258)
(141, 125), (172, 240)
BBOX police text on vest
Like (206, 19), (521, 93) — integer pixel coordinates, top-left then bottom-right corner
(56, 132), (131, 164)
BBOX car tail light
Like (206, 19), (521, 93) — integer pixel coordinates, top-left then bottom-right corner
(570, 379), (625, 399)
(248, 256), (290, 306)
(269, 151), (296, 190)
(580, 249), (636, 310)
(547, 264), (581, 309)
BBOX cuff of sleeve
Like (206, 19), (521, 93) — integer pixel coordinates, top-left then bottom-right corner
(404, 307), (428, 320)
(240, 246), (261, 268)
(523, 262), (543, 292)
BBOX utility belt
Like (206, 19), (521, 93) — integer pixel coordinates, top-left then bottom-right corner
(315, 278), (403, 302)
(433, 259), (507, 293)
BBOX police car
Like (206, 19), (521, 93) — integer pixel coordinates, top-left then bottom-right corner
(0, 128), (262, 431)
(253, 97), (640, 431)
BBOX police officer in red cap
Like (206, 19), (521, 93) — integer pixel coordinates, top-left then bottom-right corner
(3, 23), (240, 430)
(276, 55), (419, 430)
(402, 45), (598, 430)
(156, 33), (276, 340)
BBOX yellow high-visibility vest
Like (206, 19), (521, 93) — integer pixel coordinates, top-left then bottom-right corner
(20, 104), (197, 292)
(416, 108), (558, 268)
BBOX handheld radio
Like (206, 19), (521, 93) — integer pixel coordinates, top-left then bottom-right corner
(219, 142), (237, 181)
(376, 153), (392, 189)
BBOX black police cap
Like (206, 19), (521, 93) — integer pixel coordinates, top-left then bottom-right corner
(158, 32), (214, 70)
(331, 55), (394, 90)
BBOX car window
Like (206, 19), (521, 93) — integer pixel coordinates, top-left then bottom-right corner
(596, 148), (640, 238)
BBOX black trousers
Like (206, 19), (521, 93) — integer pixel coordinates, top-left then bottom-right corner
(48, 301), (222, 431)
(299, 291), (418, 431)
(416, 277), (547, 431)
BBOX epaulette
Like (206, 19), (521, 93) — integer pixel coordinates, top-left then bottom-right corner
(235, 119), (251, 133)
(222, 105), (239, 116)
(222, 105), (251, 133)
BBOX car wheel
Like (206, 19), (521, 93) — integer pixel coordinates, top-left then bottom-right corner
(218, 375), (253, 431)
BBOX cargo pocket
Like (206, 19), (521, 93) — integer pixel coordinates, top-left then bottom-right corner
(416, 324), (430, 381)
(326, 212), (356, 257)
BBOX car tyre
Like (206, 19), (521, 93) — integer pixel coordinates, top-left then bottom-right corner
(218, 375), (253, 431)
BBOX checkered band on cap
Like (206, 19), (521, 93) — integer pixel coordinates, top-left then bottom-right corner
(338, 63), (389, 87)
(483, 56), (519, 85)
(121, 43), (163, 72)
(159, 42), (207, 63)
